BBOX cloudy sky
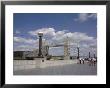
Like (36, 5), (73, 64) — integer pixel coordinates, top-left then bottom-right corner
(14, 13), (97, 57)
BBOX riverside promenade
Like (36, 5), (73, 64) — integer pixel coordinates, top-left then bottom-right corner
(14, 61), (97, 75)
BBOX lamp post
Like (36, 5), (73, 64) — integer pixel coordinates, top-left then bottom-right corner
(89, 52), (91, 58)
(38, 32), (43, 57)
(77, 47), (79, 59)
(94, 54), (95, 58)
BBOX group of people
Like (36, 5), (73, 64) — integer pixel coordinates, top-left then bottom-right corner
(88, 57), (97, 66)
(78, 57), (97, 66)
(79, 58), (85, 64)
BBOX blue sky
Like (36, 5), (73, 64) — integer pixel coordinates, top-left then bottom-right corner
(14, 13), (97, 57)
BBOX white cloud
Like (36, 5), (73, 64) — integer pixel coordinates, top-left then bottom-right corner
(88, 13), (97, 19)
(28, 28), (56, 38)
(49, 47), (64, 56)
(27, 27), (95, 47)
(14, 36), (36, 44)
(14, 45), (38, 51)
(74, 13), (97, 22)
(52, 32), (94, 44)
(14, 36), (48, 51)
(15, 30), (20, 34)
(72, 32), (94, 41)
(14, 27), (97, 57)
(74, 13), (88, 22)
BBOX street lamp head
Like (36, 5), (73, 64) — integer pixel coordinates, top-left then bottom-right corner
(38, 32), (43, 37)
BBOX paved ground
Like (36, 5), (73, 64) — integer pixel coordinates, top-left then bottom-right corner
(14, 62), (97, 75)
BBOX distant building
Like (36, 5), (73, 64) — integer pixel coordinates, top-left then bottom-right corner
(14, 51), (25, 60)
(14, 46), (49, 60)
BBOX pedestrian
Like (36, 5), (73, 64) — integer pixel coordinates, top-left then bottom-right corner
(88, 58), (92, 66)
(92, 57), (96, 66)
(82, 58), (85, 64)
(79, 58), (82, 64)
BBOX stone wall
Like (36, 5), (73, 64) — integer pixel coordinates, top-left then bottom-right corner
(14, 59), (78, 71)
(40, 60), (77, 68)
(13, 60), (41, 71)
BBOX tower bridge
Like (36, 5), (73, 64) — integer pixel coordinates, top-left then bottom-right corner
(14, 33), (96, 59)
(18, 32), (95, 60)
(23, 36), (72, 60)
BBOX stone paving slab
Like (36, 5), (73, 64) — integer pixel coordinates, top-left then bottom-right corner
(14, 62), (97, 75)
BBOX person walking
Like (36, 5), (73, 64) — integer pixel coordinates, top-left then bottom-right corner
(82, 58), (85, 64)
(88, 58), (92, 66)
(92, 57), (96, 66)
(79, 57), (82, 64)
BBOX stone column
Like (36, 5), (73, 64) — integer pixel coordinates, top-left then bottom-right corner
(38, 32), (43, 57)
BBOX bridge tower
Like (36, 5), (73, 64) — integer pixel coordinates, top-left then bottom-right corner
(64, 37), (70, 60)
